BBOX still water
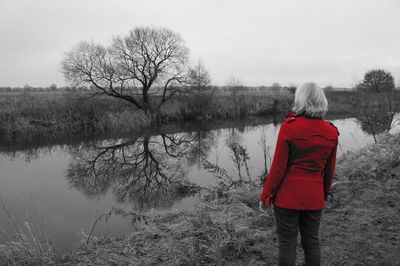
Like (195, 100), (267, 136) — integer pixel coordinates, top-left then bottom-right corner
(0, 115), (397, 251)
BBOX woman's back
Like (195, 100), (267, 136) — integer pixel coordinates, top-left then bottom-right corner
(272, 115), (339, 210)
(259, 83), (339, 266)
(283, 115), (338, 168)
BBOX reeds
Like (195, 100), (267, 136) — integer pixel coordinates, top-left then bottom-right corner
(0, 197), (55, 265)
(335, 132), (400, 181)
(2, 90), (371, 145)
(0, 91), (294, 145)
(66, 184), (277, 265)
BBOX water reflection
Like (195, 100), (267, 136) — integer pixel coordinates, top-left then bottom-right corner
(1, 114), (399, 251)
(224, 129), (252, 184)
(357, 110), (394, 140)
(0, 145), (67, 163)
(66, 130), (217, 209)
(355, 92), (400, 142)
(186, 129), (219, 169)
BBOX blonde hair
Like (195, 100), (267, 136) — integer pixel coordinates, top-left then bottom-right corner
(293, 82), (328, 118)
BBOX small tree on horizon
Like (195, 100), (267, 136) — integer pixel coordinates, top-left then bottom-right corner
(188, 60), (211, 94)
(226, 77), (244, 117)
(187, 60), (212, 117)
(271, 82), (281, 93)
(356, 69), (395, 93)
(49, 83), (57, 91)
(323, 85), (334, 92)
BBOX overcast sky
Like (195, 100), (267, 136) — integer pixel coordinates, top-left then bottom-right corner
(0, 0), (399, 88)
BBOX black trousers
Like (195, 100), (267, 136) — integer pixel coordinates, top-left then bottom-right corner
(273, 206), (322, 266)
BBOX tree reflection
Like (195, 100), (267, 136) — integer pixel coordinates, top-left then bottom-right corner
(66, 132), (204, 209)
(357, 110), (393, 136)
(225, 129), (250, 183)
(356, 92), (400, 142)
(202, 128), (254, 188)
(186, 129), (219, 168)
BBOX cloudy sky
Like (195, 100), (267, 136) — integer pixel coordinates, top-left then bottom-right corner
(0, 0), (399, 88)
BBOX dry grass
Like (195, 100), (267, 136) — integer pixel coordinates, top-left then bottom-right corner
(321, 178), (400, 265)
(0, 198), (57, 265)
(0, 90), (308, 144)
(0, 90), (368, 145)
(67, 186), (279, 265)
(336, 133), (400, 181)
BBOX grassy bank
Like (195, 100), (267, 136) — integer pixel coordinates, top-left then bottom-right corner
(1, 90), (398, 146)
(0, 90), (365, 145)
(1, 132), (400, 265)
(0, 91), (293, 144)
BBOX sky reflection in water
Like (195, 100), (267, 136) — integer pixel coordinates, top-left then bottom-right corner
(0, 114), (398, 251)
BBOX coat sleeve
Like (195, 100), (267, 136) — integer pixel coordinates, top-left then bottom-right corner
(323, 143), (338, 198)
(259, 123), (290, 202)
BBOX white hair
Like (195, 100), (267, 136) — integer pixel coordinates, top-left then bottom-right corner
(293, 82), (328, 118)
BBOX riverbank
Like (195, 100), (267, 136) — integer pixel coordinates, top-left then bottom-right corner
(0, 90), (358, 145)
(1, 132), (399, 265)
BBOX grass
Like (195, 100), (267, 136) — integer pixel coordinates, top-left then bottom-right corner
(0, 91), (149, 144)
(2, 90), (367, 145)
(325, 91), (360, 116)
(1, 132), (400, 265)
(0, 197), (56, 265)
(320, 132), (400, 265)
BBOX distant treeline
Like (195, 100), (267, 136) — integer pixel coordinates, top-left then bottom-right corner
(0, 84), (352, 93)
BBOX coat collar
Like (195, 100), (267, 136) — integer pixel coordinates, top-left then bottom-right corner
(288, 111), (322, 120)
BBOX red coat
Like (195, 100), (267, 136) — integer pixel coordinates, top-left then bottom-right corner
(259, 112), (339, 210)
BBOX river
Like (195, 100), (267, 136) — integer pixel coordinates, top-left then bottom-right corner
(0, 114), (398, 251)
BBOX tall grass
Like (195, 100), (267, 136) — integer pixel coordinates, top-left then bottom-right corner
(2, 90), (392, 145)
(0, 92), (149, 144)
(67, 184), (277, 265)
(0, 91), (293, 144)
(0, 198), (56, 265)
(325, 91), (359, 115)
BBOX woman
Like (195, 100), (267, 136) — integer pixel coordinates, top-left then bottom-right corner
(259, 82), (339, 266)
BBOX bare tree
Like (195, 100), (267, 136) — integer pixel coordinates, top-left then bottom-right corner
(271, 82), (281, 93)
(188, 60), (211, 94)
(187, 60), (212, 118)
(225, 77), (243, 116)
(61, 27), (190, 118)
(226, 77), (243, 92)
